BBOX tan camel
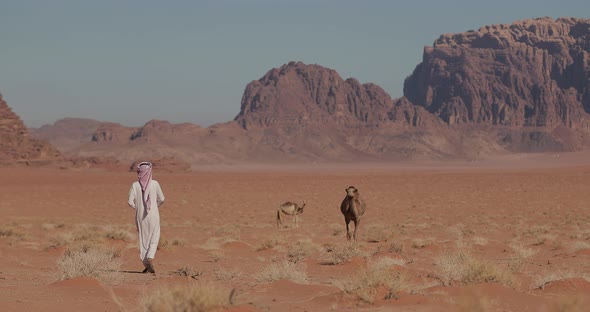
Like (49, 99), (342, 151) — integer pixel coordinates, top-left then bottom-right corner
(276, 201), (306, 228)
(340, 186), (366, 242)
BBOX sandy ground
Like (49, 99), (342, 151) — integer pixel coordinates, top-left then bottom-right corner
(2, 153), (590, 311)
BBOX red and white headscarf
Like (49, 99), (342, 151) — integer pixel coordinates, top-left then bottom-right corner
(137, 161), (153, 212)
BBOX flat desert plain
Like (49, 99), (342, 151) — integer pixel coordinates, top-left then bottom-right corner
(2, 154), (590, 311)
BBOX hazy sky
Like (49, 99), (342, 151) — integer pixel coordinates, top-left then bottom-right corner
(1, 0), (588, 128)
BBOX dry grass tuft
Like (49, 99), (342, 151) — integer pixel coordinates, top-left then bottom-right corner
(256, 239), (279, 251)
(104, 227), (133, 242)
(411, 238), (433, 249)
(434, 248), (516, 288)
(57, 245), (122, 284)
(50, 227), (104, 249)
(533, 271), (590, 290)
(344, 261), (408, 303)
(0, 224), (26, 240)
(172, 266), (202, 280)
(372, 256), (406, 269)
(158, 238), (184, 250)
(214, 268), (241, 281)
(214, 224), (240, 241)
(507, 243), (536, 273)
(209, 250), (224, 263)
(388, 241), (404, 254)
(142, 283), (230, 312)
(364, 225), (395, 243)
(330, 224), (344, 237)
(41, 223), (65, 231)
(320, 243), (366, 265)
(257, 260), (309, 284)
(285, 239), (318, 263)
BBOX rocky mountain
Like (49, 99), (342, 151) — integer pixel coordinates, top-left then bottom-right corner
(0, 94), (61, 164)
(29, 17), (590, 164)
(403, 17), (590, 149)
(30, 118), (103, 153)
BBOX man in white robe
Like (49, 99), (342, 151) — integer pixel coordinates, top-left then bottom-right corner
(128, 161), (165, 273)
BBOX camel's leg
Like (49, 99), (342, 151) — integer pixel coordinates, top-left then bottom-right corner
(276, 210), (282, 229)
(294, 215), (298, 228)
(345, 217), (351, 241)
(353, 218), (360, 243)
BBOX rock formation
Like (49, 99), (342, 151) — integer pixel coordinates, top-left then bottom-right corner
(29, 17), (590, 163)
(404, 17), (590, 131)
(0, 94), (61, 164)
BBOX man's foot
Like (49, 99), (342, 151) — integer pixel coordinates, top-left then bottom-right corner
(145, 259), (155, 273)
(142, 267), (149, 273)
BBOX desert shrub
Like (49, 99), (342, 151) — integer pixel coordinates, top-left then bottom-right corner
(257, 260), (309, 284)
(507, 243), (536, 273)
(214, 269), (241, 281)
(208, 250), (224, 263)
(50, 227), (104, 248)
(411, 238), (433, 249)
(0, 225), (25, 240)
(388, 242), (404, 253)
(214, 224), (240, 241)
(256, 239), (278, 251)
(142, 283), (230, 312)
(364, 225), (395, 243)
(372, 257), (406, 269)
(320, 243), (366, 265)
(57, 245), (122, 284)
(330, 224), (344, 237)
(434, 249), (516, 288)
(41, 223), (65, 231)
(344, 261), (407, 303)
(172, 266), (202, 280)
(158, 238), (183, 250)
(104, 227), (132, 241)
(285, 239), (318, 263)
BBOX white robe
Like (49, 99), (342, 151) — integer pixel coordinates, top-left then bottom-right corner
(128, 180), (165, 263)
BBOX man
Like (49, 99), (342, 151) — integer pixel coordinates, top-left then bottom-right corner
(128, 161), (165, 273)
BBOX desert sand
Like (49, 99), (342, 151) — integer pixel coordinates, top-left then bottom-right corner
(2, 153), (590, 311)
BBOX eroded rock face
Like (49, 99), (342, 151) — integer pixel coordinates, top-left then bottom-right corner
(231, 62), (456, 161)
(404, 17), (590, 130)
(235, 61), (402, 129)
(91, 123), (138, 144)
(0, 95), (61, 162)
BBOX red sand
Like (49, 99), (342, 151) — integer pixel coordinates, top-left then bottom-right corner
(2, 153), (590, 311)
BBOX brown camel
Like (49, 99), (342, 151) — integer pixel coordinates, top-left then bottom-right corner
(340, 186), (366, 242)
(276, 200), (306, 228)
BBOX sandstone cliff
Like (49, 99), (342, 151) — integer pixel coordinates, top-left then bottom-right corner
(0, 94), (61, 163)
(404, 17), (590, 132)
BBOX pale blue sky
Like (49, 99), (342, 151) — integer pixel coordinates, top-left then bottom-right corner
(1, 0), (588, 127)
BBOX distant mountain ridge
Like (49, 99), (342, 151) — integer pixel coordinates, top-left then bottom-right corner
(26, 17), (590, 165)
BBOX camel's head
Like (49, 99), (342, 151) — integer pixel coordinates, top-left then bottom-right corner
(298, 200), (306, 213)
(345, 186), (358, 197)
